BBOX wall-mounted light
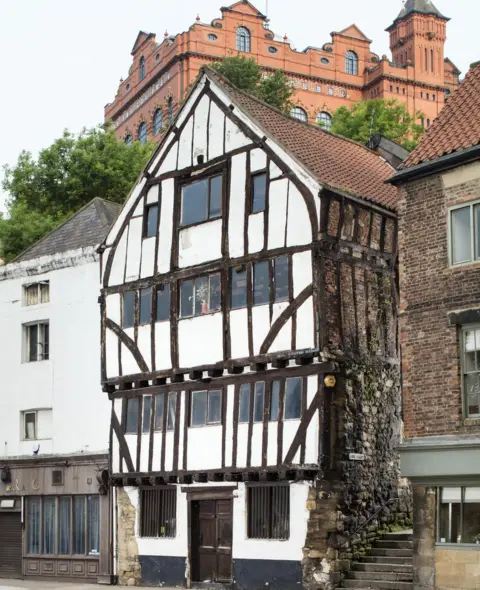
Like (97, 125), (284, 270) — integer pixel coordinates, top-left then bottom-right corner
(324, 375), (336, 388)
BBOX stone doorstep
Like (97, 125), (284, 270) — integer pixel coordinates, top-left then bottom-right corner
(369, 548), (412, 558)
(360, 556), (412, 565)
(352, 562), (413, 573)
(348, 570), (413, 582)
(339, 581), (413, 589)
(374, 540), (413, 550)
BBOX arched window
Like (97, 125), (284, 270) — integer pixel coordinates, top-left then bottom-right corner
(290, 107), (308, 122)
(125, 134), (133, 146)
(345, 51), (358, 75)
(138, 122), (147, 145)
(153, 109), (163, 135)
(167, 97), (174, 126)
(316, 111), (332, 130)
(140, 56), (146, 81)
(236, 27), (251, 52)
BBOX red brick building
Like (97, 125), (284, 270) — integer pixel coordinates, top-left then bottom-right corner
(391, 62), (480, 590)
(105, 0), (460, 144)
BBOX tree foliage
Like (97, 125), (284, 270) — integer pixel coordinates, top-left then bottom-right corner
(211, 56), (294, 113)
(0, 125), (155, 261)
(329, 98), (424, 150)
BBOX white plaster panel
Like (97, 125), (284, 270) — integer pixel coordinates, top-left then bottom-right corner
(193, 94), (210, 163)
(292, 251), (313, 298)
(228, 153), (246, 258)
(106, 293), (121, 326)
(158, 141), (179, 175)
(106, 330), (119, 379)
(271, 301), (289, 323)
(225, 385), (234, 467)
(121, 342), (141, 377)
(146, 185), (159, 205)
(140, 236), (155, 279)
(252, 305), (270, 356)
(178, 313), (223, 368)
(248, 212), (264, 254)
(208, 102), (225, 161)
(155, 321), (172, 372)
(269, 317), (292, 354)
(229, 308), (249, 360)
(133, 199), (144, 217)
(137, 325), (151, 370)
(225, 116), (250, 152)
(125, 434), (137, 471)
(105, 179), (146, 246)
(187, 426), (223, 471)
(250, 423), (263, 468)
(267, 178), (288, 250)
(304, 375), (319, 465)
(125, 217), (143, 282)
(158, 178), (175, 275)
(296, 297), (314, 351)
(269, 160), (283, 179)
(232, 482), (310, 561)
(250, 148), (267, 172)
(101, 246), (111, 284)
(267, 422), (278, 466)
(109, 230), (128, 287)
(152, 432), (162, 474)
(140, 435), (150, 472)
(177, 392), (185, 471)
(178, 117), (194, 170)
(164, 431), (175, 473)
(287, 184), (312, 246)
(236, 425), (248, 468)
(282, 420), (300, 464)
(178, 219), (222, 268)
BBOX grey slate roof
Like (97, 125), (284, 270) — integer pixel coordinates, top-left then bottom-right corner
(393, 0), (448, 22)
(14, 198), (121, 263)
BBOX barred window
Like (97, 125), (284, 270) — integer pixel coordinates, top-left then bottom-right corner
(247, 485), (290, 540)
(140, 488), (177, 537)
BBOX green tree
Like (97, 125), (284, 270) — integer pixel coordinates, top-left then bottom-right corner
(328, 98), (424, 150)
(0, 125), (155, 261)
(212, 56), (293, 113)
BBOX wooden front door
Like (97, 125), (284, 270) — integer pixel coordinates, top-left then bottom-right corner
(191, 499), (233, 584)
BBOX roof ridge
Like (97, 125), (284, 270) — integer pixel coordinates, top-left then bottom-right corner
(203, 66), (382, 159)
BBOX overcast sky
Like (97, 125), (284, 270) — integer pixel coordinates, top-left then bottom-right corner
(0, 0), (475, 212)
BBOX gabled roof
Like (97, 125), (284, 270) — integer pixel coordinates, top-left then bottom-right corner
(221, 0), (266, 18)
(444, 57), (462, 76)
(334, 24), (372, 43)
(131, 31), (155, 55)
(400, 63), (480, 169)
(386, 0), (448, 31)
(14, 198), (121, 263)
(204, 68), (398, 210)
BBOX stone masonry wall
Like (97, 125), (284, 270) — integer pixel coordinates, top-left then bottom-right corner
(117, 487), (142, 586)
(302, 361), (412, 590)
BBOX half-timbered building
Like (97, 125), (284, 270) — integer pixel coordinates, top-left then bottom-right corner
(100, 67), (407, 589)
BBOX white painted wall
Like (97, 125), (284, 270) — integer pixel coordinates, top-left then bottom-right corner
(0, 248), (110, 458)
(124, 480), (310, 562)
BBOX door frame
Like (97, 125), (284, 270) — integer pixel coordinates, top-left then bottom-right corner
(182, 485), (237, 590)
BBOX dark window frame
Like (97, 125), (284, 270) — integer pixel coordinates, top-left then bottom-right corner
(179, 273), (222, 318)
(190, 388), (223, 427)
(153, 108), (163, 135)
(247, 483), (290, 540)
(154, 392), (177, 432)
(140, 487), (177, 538)
(250, 170), (268, 214)
(345, 50), (359, 75)
(140, 56), (146, 81)
(122, 290), (136, 329)
(460, 325), (480, 419)
(156, 284), (171, 323)
(138, 122), (148, 145)
(143, 202), (159, 239)
(179, 171), (224, 228)
(236, 26), (251, 52)
(436, 486), (480, 545)
(25, 321), (50, 362)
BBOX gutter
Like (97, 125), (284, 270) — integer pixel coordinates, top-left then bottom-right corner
(388, 144), (480, 185)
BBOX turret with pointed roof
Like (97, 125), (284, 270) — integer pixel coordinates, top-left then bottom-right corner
(389, 0), (449, 27)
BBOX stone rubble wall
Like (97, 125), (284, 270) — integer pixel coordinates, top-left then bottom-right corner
(117, 487), (142, 586)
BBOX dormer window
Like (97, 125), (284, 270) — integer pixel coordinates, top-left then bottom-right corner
(140, 56), (146, 81)
(345, 51), (359, 75)
(181, 174), (223, 227)
(236, 27), (251, 53)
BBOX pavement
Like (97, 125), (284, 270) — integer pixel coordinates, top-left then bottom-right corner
(0, 583), (178, 590)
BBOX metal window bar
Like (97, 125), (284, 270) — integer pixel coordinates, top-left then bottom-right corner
(247, 485), (289, 540)
(140, 488), (176, 538)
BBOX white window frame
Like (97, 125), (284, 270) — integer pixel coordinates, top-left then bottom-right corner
(24, 321), (50, 363)
(23, 281), (50, 306)
(22, 410), (37, 441)
(448, 201), (480, 267)
(460, 324), (480, 419)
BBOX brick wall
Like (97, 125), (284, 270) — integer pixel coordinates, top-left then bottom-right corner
(399, 166), (480, 439)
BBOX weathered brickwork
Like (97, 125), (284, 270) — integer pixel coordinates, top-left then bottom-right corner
(398, 167), (480, 438)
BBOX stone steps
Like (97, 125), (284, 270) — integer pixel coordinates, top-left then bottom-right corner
(337, 531), (413, 590)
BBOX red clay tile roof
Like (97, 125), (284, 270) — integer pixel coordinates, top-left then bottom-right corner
(402, 63), (480, 169)
(205, 68), (399, 211)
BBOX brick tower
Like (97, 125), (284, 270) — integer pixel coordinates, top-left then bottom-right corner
(386, 0), (449, 86)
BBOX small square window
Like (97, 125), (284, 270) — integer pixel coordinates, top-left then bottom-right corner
(449, 203), (480, 266)
(180, 274), (221, 318)
(24, 282), (50, 306)
(144, 204), (159, 238)
(247, 484), (290, 539)
(191, 390), (222, 426)
(24, 411), (36, 440)
(181, 174), (223, 226)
